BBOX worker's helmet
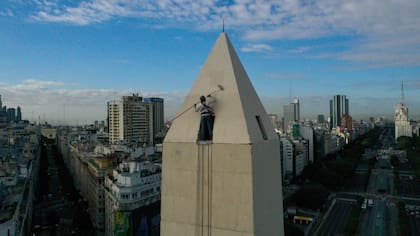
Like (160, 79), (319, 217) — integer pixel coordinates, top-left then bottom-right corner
(200, 96), (206, 103)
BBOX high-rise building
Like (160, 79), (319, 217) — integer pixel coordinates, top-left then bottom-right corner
(108, 100), (123, 143)
(161, 32), (284, 235)
(108, 94), (153, 144)
(283, 98), (300, 132)
(16, 106), (22, 122)
(329, 95), (349, 129)
(300, 125), (314, 163)
(7, 108), (16, 123)
(280, 138), (308, 179)
(144, 97), (164, 143)
(395, 82), (412, 140)
(0, 95), (2, 109)
(122, 95), (153, 144)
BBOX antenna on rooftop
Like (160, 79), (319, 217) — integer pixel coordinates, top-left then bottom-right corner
(222, 18), (225, 32)
(401, 80), (405, 105)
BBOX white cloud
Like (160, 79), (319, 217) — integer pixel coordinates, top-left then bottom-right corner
(6, 79), (66, 91)
(25, 0), (420, 66)
(30, 0), (420, 36)
(240, 44), (272, 53)
(0, 79), (186, 125)
(0, 9), (14, 17)
(287, 46), (312, 54)
(31, 0), (217, 26)
(24, 79), (65, 86)
(262, 72), (305, 81)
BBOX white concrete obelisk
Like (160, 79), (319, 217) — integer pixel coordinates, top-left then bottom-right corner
(161, 32), (284, 236)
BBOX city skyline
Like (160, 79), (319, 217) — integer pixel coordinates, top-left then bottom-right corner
(1, 0), (420, 123)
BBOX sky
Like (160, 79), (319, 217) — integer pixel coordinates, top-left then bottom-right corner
(1, 0), (420, 125)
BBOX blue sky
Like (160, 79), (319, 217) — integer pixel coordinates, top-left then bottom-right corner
(1, 0), (420, 124)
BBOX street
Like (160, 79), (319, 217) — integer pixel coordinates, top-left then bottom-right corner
(31, 142), (94, 236)
(314, 199), (354, 236)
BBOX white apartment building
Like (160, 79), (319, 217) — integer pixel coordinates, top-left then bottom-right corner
(280, 138), (294, 178)
(108, 94), (153, 145)
(280, 138), (309, 179)
(104, 160), (161, 236)
(58, 129), (161, 235)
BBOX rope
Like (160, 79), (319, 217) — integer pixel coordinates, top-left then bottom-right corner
(200, 145), (204, 236)
(208, 144), (210, 236)
(196, 142), (214, 236)
(208, 144), (213, 236)
(195, 144), (201, 236)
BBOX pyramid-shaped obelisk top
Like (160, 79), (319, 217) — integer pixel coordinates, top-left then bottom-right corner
(162, 32), (284, 236)
(165, 32), (276, 144)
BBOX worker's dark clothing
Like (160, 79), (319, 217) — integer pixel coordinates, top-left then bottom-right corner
(195, 98), (215, 141)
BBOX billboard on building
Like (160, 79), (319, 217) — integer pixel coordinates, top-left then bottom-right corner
(114, 211), (131, 236)
(292, 124), (300, 138)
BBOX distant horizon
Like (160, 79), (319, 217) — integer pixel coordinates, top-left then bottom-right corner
(0, 91), (411, 126)
(1, 1), (420, 124)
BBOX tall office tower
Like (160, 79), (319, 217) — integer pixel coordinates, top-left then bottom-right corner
(7, 108), (16, 123)
(144, 97), (164, 142)
(0, 95), (2, 109)
(108, 94), (153, 144)
(283, 104), (293, 131)
(283, 98), (300, 132)
(16, 106), (22, 122)
(161, 32), (284, 236)
(329, 95), (349, 129)
(395, 81), (412, 140)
